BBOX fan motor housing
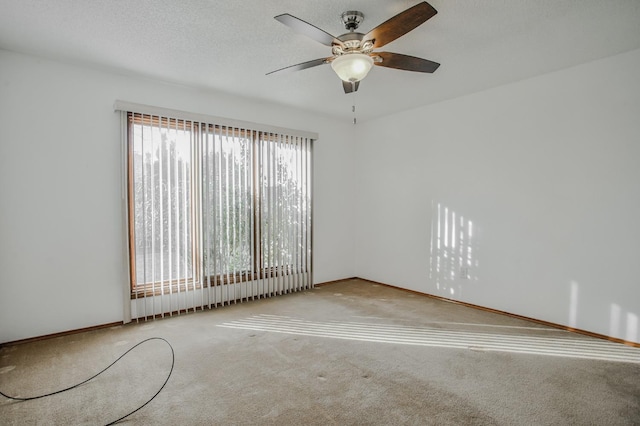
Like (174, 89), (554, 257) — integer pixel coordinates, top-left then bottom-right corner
(338, 33), (364, 44)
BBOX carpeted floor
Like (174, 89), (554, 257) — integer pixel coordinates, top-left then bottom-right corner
(1, 279), (639, 425)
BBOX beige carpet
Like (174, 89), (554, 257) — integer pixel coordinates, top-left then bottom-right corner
(1, 279), (639, 425)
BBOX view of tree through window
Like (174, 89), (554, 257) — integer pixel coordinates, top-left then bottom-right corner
(131, 118), (194, 286)
(202, 128), (253, 281)
(128, 113), (312, 297)
(258, 137), (307, 273)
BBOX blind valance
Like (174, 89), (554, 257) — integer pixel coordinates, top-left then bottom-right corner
(114, 100), (319, 141)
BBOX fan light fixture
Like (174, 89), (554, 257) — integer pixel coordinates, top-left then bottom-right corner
(331, 53), (374, 82)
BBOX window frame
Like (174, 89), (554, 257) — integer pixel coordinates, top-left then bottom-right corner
(127, 113), (312, 298)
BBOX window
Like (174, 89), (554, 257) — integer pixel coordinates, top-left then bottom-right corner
(130, 116), (196, 292)
(126, 111), (312, 317)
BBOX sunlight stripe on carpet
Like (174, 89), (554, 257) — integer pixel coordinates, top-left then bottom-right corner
(217, 314), (640, 363)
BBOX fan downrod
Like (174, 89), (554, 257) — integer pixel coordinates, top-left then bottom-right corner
(340, 11), (364, 31)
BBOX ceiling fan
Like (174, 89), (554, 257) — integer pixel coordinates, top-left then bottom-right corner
(267, 1), (440, 94)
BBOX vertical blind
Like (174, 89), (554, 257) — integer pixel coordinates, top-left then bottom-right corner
(121, 105), (314, 320)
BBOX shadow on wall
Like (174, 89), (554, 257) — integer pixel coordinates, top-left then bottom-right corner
(429, 201), (479, 298)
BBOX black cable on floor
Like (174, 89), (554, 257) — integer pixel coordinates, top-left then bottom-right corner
(0, 336), (175, 425)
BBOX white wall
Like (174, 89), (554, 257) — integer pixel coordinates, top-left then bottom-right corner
(3, 47), (638, 345)
(354, 48), (640, 344)
(0, 50), (355, 343)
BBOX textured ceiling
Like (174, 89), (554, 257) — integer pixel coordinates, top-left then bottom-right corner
(1, 0), (640, 122)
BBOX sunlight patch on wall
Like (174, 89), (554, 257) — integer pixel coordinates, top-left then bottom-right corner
(429, 202), (479, 296)
(610, 304), (621, 337)
(609, 303), (639, 344)
(627, 313), (638, 343)
(569, 281), (579, 328)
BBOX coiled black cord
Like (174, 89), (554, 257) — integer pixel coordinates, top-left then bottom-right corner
(0, 337), (175, 425)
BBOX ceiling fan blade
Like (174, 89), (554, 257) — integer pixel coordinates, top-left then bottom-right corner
(275, 14), (339, 46)
(266, 57), (330, 75)
(364, 2), (437, 48)
(374, 52), (440, 73)
(342, 80), (360, 94)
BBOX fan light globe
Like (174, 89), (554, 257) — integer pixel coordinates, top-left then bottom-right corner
(331, 53), (374, 82)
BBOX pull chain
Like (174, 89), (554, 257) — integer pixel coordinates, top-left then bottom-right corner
(352, 84), (357, 125)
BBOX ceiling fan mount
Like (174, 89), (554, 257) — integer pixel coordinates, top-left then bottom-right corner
(267, 1), (441, 94)
(340, 11), (364, 32)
